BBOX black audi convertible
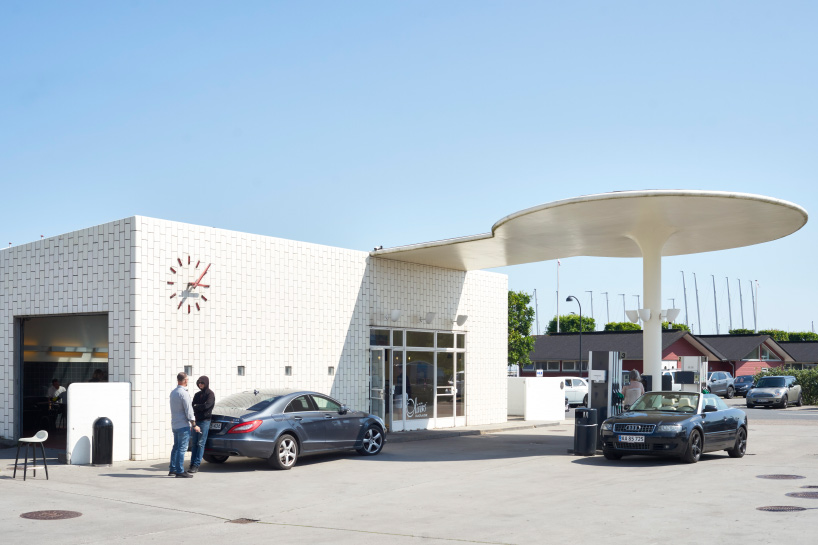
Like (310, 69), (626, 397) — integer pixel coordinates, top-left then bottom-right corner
(600, 392), (747, 463)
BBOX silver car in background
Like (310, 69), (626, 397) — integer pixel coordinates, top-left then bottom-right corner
(746, 376), (803, 409)
(204, 389), (386, 469)
(706, 371), (736, 398)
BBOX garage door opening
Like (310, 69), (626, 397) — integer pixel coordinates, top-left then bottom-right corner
(19, 314), (108, 450)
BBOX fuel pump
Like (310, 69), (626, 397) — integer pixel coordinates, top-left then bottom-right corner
(679, 356), (708, 393)
(587, 351), (625, 442)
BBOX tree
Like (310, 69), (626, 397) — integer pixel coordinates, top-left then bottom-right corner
(662, 322), (690, 331)
(789, 332), (818, 341)
(604, 322), (641, 331)
(758, 329), (789, 341)
(546, 314), (596, 333)
(729, 329), (755, 335)
(508, 290), (536, 368)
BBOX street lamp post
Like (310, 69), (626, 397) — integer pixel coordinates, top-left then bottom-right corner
(566, 295), (583, 378)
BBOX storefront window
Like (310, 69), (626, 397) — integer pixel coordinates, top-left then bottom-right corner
(436, 352), (455, 418)
(370, 329), (390, 346)
(437, 333), (454, 348)
(393, 330), (404, 346)
(456, 334), (465, 349)
(407, 331), (434, 348)
(456, 353), (465, 417)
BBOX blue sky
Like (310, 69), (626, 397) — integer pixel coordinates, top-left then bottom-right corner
(2, 2), (816, 334)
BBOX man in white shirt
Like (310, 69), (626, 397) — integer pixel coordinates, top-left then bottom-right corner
(47, 379), (66, 402)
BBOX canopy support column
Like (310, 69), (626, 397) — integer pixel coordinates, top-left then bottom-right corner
(631, 225), (674, 391)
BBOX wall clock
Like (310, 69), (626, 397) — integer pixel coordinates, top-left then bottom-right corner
(168, 256), (211, 313)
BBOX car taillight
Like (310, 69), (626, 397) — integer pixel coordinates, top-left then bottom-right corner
(228, 420), (263, 434)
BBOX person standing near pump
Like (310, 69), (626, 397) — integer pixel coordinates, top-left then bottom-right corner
(169, 372), (200, 478)
(189, 376), (215, 474)
(622, 369), (645, 408)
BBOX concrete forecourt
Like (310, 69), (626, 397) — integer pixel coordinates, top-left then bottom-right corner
(2, 403), (817, 544)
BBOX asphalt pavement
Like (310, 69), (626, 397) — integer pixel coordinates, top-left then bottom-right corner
(2, 407), (817, 545)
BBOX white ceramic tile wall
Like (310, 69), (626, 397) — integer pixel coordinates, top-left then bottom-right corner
(1, 216), (508, 460)
(368, 258), (508, 426)
(0, 219), (134, 442)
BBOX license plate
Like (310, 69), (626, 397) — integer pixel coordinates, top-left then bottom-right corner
(619, 435), (645, 443)
(210, 422), (222, 430)
(758, 400), (770, 404)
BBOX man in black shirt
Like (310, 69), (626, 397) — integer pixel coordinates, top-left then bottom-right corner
(189, 376), (215, 473)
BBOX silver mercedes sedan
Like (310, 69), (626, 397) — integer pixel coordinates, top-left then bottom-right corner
(204, 389), (386, 469)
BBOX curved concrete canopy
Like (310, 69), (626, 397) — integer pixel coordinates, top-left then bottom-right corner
(372, 190), (808, 270)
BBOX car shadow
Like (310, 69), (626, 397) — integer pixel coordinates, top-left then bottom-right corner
(156, 433), (585, 472)
(571, 453), (736, 467)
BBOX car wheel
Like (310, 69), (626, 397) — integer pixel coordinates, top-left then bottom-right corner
(681, 430), (702, 464)
(268, 434), (298, 470)
(357, 425), (384, 456)
(780, 396), (788, 409)
(727, 427), (747, 458)
(795, 394), (803, 407)
(603, 450), (621, 460)
(202, 454), (229, 464)
(582, 394), (588, 407)
(725, 386), (735, 399)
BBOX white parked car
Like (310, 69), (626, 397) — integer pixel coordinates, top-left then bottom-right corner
(563, 377), (588, 407)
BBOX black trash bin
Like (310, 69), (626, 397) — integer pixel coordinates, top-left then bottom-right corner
(92, 417), (114, 466)
(573, 408), (598, 456)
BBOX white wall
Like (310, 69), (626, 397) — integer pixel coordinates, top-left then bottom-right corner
(1, 216), (508, 460)
(132, 218), (508, 459)
(508, 377), (566, 421)
(0, 219), (134, 443)
(66, 382), (131, 464)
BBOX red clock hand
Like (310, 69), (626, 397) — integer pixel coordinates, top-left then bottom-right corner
(191, 264), (211, 288)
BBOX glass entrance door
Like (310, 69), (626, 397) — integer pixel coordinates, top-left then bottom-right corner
(404, 350), (434, 430)
(389, 350), (405, 431)
(436, 352), (455, 427)
(369, 349), (385, 421)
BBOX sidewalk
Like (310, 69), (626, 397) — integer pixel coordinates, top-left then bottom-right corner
(387, 417), (561, 444)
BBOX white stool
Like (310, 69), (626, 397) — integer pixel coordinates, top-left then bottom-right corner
(14, 430), (49, 480)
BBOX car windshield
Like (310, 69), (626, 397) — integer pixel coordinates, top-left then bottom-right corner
(630, 392), (700, 413)
(735, 376), (753, 383)
(756, 377), (786, 388)
(216, 392), (283, 411)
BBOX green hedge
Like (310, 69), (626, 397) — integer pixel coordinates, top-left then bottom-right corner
(753, 368), (818, 405)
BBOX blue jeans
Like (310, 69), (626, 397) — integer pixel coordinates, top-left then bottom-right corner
(190, 420), (210, 467)
(170, 426), (191, 474)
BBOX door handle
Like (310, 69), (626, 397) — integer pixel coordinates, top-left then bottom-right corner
(293, 416), (303, 421)
(324, 415), (333, 419)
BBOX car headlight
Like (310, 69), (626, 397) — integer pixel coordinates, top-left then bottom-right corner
(657, 424), (683, 432)
(601, 422), (612, 431)
(774, 389), (784, 396)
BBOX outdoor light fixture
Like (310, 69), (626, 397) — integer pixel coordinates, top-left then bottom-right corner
(565, 295), (585, 378)
(390, 309), (402, 322)
(638, 309), (651, 322)
(454, 315), (468, 326)
(625, 310), (640, 324)
(665, 308), (681, 323)
(419, 312), (437, 324)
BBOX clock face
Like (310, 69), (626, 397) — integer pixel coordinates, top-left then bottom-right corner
(168, 256), (211, 314)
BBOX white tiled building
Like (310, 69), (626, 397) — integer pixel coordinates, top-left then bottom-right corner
(0, 217), (507, 461)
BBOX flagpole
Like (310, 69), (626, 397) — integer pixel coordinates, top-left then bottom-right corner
(556, 259), (561, 333)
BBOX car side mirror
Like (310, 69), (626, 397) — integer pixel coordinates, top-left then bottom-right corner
(339, 405), (349, 415)
(624, 404), (631, 411)
(703, 405), (718, 413)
